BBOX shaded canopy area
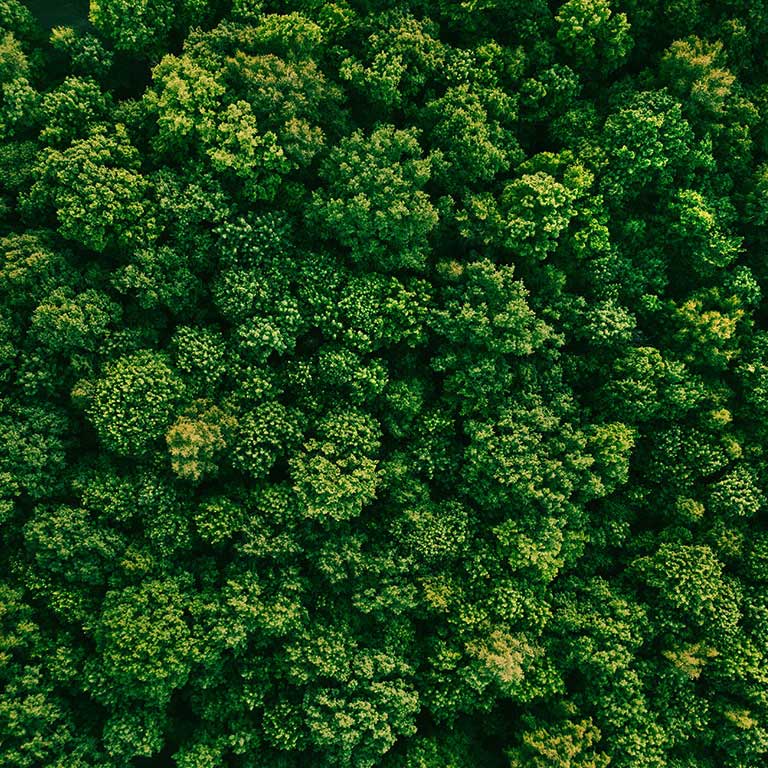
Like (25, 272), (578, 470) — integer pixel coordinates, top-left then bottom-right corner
(24, 0), (89, 29)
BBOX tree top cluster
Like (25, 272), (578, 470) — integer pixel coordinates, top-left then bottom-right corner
(2, 0), (768, 766)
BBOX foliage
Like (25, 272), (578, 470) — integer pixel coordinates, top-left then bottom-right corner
(4, 1), (768, 766)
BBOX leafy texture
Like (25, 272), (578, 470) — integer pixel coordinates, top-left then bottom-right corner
(2, 0), (768, 766)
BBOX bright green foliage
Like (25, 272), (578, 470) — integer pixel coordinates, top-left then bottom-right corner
(601, 90), (703, 202)
(668, 189), (742, 275)
(206, 99), (289, 200)
(392, 500), (468, 561)
(167, 402), (235, 482)
(660, 37), (736, 120)
(214, 248), (303, 360)
(94, 578), (195, 704)
(85, 350), (185, 456)
(39, 76), (112, 147)
(49, 27), (114, 79)
(147, 17), (338, 200)
(148, 52), (227, 155)
(0, 403), (69, 503)
(24, 504), (124, 586)
(335, 272), (431, 353)
(224, 50), (339, 170)
(500, 157), (591, 261)
(587, 422), (635, 491)
(231, 400), (303, 479)
(24, 125), (156, 252)
(668, 287), (747, 370)
(0, 0), (36, 40)
(340, 13), (446, 111)
(292, 409), (381, 521)
(90, 0), (174, 56)
(280, 624), (419, 766)
(424, 83), (521, 190)
(0, 30), (39, 141)
(708, 463), (764, 519)
(90, 0), (211, 58)
(309, 124), (438, 271)
(0, 585), (85, 768)
(633, 544), (742, 638)
(171, 325), (227, 393)
(556, 0), (632, 74)
(112, 244), (205, 314)
(30, 288), (121, 353)
(0, 231), (75, 310)
(4, 2), (768, 767)
(432, 259), (550, 356)
(508, 715), (611, 768)
(600, 346), (707, 421)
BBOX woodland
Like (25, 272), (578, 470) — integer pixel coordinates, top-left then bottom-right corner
(2, 0), (768, 766)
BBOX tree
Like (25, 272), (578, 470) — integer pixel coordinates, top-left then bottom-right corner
(38, 76), (112, 147)
(90, 0), (214, 59)
(508, 715), (611, 768)
(84, 350), (185, 457)
(632, 544), (742, 640)
(111, 244), (205, 315)
(93, 578), (195, 705)
(205, 99), (290, 201)
(0, 30), (40, 141)
(660, 37), (736, 122)
(0, 231), (76, 311)
(0, 402), (70, 501)
(308, 124), (438, 272)
(148, 50), (227, 157)
(601, 90), (706, 203)
(231, 400), (303, 480)
(339, 12), (447, 111)
(30, 288), (121, 354)
(23, 504), (124, 588)
(166, 402), (235, 482)
(171, 325), (228, 395)
(555, 0), (632, 75)
(499, 156), (592, 263)
(49, 27), (114, 79)
(668, 189), (742, 278)
(0, 585), (91, 768)
(23, 125), (157, 252)
(224, 50), (341, 171)
(422, 83), (520, 190)
(291, 409), (382, 521)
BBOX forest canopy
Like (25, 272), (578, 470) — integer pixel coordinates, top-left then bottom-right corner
(2, 0), (768, 766)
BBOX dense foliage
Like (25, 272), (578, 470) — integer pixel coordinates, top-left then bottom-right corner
(2, 0), (768, 765)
